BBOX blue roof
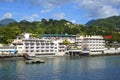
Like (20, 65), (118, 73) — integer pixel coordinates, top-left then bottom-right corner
(9, 50), (17, 52)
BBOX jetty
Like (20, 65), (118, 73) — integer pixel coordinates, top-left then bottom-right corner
(23, 54), (45, 64)
(25, 59), (45, 64)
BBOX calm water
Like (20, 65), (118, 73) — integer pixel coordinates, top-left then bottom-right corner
(0, 56), (120, 80)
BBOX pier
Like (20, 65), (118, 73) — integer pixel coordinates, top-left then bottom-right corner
(23, 54), (45, 64)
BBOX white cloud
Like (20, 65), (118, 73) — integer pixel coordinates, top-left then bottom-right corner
(71, 20), (76, 23)
(22, 14), (39, 22)
(97, 6), (118, 18)
(30, 0), (73, 8)
(29, 0), (120, 19)
(41, 9), (51, 13)
(0, 0), (14, 2)
(2, 12), (13, 19)
(53, 12), (65, 19)
(77, 0), (119, 19)
(1, 0), (120, 20)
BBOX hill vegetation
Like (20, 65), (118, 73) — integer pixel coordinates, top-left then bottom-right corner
(0, 18), (16, 26)
(86, 16), (120, 43)
(0, 16), (120, 44)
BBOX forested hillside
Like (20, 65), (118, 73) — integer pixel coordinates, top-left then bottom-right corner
(0, 16), (120, 44)
(86, 16), (120, 43)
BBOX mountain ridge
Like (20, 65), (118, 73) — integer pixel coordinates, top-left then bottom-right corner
(0, 18), (16, 26)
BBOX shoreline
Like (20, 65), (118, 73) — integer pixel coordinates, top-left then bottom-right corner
(89, 53), (120, 57)
(0, 57), (24, 61)
(0, 53), (120, 60)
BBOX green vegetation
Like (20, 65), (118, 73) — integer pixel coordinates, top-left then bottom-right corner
(0, 16), (120, 44)
(62, 39), (71, 45)
(86, 16), (120, 43)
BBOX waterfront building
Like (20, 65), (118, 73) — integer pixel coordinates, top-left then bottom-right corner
(22, 38), (66, 56)
(104, 47), (120, 54)
(12, 33), (68, 56)
(0, 33), (119, 57)
(75, 35), (105, 55)
(12, 33), (107, 56)
(12, 35), (26, 55)
(0, 44), (17, 56)
(40, 34), (106, 55)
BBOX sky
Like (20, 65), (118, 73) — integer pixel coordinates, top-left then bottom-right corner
(0, 0), (120, 24)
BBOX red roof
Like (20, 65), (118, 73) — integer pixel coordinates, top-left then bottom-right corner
(104, 35), (112, 39)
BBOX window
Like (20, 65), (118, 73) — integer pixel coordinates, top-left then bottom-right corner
(26, 50), (29, 52)
(31, 50), (34, 52)
(25, 47), (29, 49)
(30, 47), (34, 49)
(30, 43), (34, 45)
(46, 50), (49, 52)
(36, 50), (40, 52)
(36, 47), (40, 49)
(41, 50), (44, 52)
(25, 43), (29, 45)
(36, 43), (40, 45)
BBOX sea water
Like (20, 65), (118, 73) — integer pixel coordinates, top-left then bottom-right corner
(0, 56), (120, 80)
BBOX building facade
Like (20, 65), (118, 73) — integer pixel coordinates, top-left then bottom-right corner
(76, 35), (105, 55)
(12, 33), (106, 56)
(0, 44), (17, 55)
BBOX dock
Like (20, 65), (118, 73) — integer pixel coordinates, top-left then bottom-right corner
(23, 53), (45, 64)
(25, 59), (45, 64)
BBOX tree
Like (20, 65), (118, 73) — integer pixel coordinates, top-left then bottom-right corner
(63, 39), (70, 45)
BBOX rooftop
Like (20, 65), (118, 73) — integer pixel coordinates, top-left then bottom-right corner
(40, 34), (75, 37)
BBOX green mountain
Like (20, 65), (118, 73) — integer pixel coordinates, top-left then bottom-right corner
(0, 18), (16, 26)
(86, 16), (120, 29)
(86, 16), (120, 43)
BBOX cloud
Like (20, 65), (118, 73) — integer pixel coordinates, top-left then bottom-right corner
(53, 12), (65, 19)
(2, 12), (13, 19)
(40, 9), (51, 13)
(97, 6), (118, 18)
(27, 0), (120, 19)
(0, 0), (14, 2)
(77, 0), (119, 19)
(1, 0), (120, 19)
(71, 20), (76, 23)
(22, 14), (39, 22)
(30, 0), (73, 8)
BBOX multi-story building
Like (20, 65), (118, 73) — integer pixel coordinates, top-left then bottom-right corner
(12, 33), (68, 56)
(0, 44), (17, 55)
(76, 35), (105, 55)
(12, 33), (106, 56)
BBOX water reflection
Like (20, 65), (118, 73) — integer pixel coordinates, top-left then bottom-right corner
(0, 56), (120, 80)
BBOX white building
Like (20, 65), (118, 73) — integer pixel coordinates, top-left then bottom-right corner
(12, 33), (106, 56)
(0, 44), (17, 55)
(104, 47), (120, 54)
(12, 33), (69, 57)
(12, 35), (25, 55)
(76, 35), (105, 55)
(22, 38), (66, 56)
